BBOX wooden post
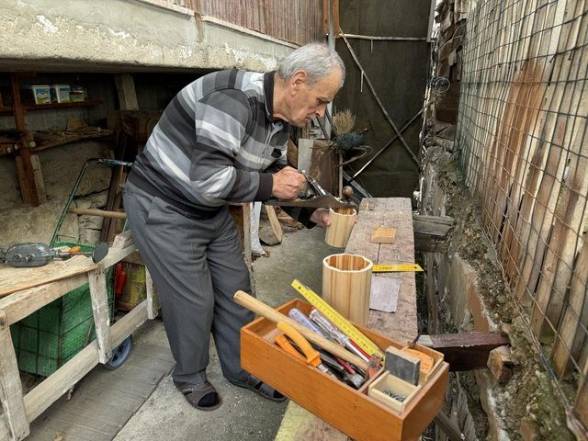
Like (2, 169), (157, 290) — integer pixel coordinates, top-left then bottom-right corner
(114, 74), (139, 111)
(322, 253), (373, 325)
(0, 313), (30, 440)
(325, 207), (357, 248)
(264, 205), (283, 244)
(11, 74), (42, 206)
(88, 269), (112, 364)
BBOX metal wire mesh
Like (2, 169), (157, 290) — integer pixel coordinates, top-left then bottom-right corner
(455, 0), (588, 431)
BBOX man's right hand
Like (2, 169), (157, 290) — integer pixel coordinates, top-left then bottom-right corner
(272, 166), (307, 200)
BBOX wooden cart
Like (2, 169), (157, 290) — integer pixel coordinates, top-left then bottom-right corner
(0, 232), (157, 441)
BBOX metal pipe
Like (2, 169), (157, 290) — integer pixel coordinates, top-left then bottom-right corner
(340, 33), (427, 41)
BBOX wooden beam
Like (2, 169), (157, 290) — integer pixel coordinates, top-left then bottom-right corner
(0, 320), (29, 440)
(417, 332), (510, 371)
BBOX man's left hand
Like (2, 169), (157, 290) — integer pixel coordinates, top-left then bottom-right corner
(310, 208), (331, 228)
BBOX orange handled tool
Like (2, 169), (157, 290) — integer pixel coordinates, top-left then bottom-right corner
(275, 322), (332, 375)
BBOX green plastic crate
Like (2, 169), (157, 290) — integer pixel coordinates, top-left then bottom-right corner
(10, 243), (114, 377)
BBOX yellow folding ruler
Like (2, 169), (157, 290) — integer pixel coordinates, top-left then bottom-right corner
(372, 263), (423, 273)
(291, 279), (384, 359)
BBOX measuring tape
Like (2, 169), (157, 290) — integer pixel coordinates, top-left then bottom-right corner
(373, 263), (423, 273)
(291, 279), (384, 358)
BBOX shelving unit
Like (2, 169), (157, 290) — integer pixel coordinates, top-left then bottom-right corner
(0, 99), (103, 115)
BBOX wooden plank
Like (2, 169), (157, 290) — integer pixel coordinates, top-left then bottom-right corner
(0, 323), (29, 440)
(0, 256), (95, 298)
(348, 198), (419, 342)
(0, 245), (136, 298)
(24, 301), (148, 422)
(0, 274), (87, 326)
(88, 269), (112, 364)
(416, 332), (510, 372)
(552, 239), (588, 377)
(264, 205), (283, 243)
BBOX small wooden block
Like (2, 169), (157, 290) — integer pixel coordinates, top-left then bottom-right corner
(487, 345), (514, 384)
(385, 346), (421, 385)
(371, 226), (396, 244)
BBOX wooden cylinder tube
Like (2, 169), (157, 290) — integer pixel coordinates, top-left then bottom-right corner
(325, 207), (357, 248)
(322, 253), (373, 325)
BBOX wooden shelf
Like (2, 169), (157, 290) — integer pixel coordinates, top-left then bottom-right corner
(33, 128), (113, 152)
(0, 100), (103, 115)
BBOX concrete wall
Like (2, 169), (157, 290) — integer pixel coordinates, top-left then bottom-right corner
(0, 0), (293, 72)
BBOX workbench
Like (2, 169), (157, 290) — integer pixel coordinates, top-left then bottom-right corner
(0, 232), (157, 441)
(275, 197), (419, 441)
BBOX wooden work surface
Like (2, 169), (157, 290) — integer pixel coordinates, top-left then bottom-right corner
(0, 255), (96, 298)
(275, 197), (419, 441)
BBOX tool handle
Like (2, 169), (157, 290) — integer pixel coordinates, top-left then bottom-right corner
(275, 334), (305, 361)
(233, 290), (369, 370)
(277, 322), (321, 367)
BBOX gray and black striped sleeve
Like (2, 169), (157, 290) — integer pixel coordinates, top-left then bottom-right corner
(189, 89), (273, 206)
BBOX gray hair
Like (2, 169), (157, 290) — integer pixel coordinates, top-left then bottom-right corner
(277, 43), (345, 86)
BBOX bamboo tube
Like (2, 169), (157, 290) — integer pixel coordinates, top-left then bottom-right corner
(325, 207), (357, 247)
(322, 254), (373, 325)
(233, 290), (369, 370)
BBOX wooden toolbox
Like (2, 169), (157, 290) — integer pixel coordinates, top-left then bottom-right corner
(241, 299), (449, 441)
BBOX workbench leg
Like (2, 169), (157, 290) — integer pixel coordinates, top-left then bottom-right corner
(0, 321), (30, 440)
(88, 269), (112, 364)
(145, 269), (159, 320)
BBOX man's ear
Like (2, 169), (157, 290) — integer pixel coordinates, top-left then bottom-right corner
(290, 69), (308, 90)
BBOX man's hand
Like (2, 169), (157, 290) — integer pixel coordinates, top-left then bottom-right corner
(272, 166), (306, 200)
(310, 208), (331, 228)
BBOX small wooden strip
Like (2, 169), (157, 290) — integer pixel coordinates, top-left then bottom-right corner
(0, 324), (29, 440)
(371, 226), (396, 244)
(88, 269), (112, 364)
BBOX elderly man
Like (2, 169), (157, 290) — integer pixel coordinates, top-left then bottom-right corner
(123, 43), (345, 410)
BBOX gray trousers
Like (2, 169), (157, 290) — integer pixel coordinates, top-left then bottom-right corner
(123, 183), (254, 385)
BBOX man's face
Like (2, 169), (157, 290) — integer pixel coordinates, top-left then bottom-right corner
(286, 68), (343, 127)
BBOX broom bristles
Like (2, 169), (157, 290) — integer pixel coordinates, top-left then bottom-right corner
(332, 109), (355, 135)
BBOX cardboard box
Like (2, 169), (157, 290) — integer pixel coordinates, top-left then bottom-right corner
(240, 299), (449, 441)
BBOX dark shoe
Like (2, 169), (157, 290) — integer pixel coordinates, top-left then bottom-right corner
(174, 381), (222, 411)
(227, 374), (286, 402)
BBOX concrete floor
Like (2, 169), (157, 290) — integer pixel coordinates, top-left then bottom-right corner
(27, 225), (336, 441)
(115, 226), (336, 441)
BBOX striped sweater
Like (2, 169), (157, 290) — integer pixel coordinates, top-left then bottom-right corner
(129, 69), (290, 218)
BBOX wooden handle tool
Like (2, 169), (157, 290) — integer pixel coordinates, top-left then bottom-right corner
(234, 290), (369, 371)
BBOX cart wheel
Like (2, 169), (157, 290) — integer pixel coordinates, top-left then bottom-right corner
(104, 336), (133, 369)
